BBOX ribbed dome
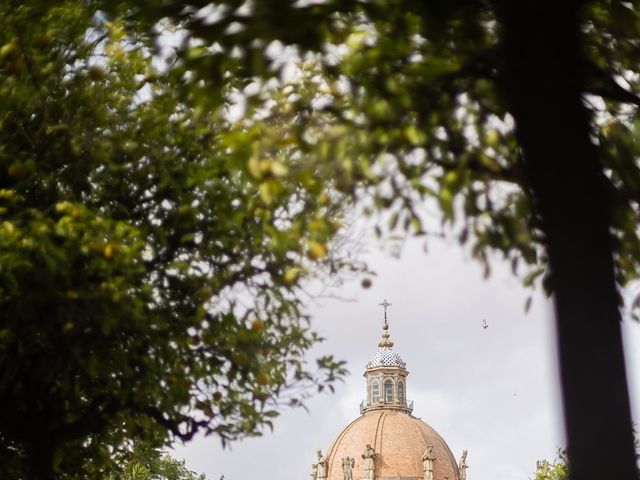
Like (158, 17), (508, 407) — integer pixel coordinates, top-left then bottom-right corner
(366, 347), (406, 369)
(324, 410), (460, 480)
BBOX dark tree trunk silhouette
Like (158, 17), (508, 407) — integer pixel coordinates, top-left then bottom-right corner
(497, 2), (638, 480)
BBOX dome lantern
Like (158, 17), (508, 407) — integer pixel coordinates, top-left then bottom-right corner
(361, 300), (412, 414)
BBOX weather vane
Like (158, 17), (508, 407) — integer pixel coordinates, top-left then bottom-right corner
(379, 299), (392, 321)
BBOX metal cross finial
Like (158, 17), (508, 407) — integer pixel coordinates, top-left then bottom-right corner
(377, 299), (394, 348)
(379, 299), (392, 321)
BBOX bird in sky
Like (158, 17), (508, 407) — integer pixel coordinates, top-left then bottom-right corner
(482, 319), (488, 330)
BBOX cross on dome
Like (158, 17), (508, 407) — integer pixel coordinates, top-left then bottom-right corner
(379, 299), (392, 320)
(378, 298), (394, 348)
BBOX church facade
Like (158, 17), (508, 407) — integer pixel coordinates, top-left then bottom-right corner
(311, 302), (468, 480)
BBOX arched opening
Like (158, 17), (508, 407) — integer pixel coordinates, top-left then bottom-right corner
(384, 380), (393, 402)
(397, 381), (405, 404)
(372, 380), (380, 403)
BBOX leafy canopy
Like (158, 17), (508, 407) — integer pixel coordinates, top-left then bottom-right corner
(115, 0), (640, 309)
(0, 2), (353, 478)
(91, 3), (640, 480)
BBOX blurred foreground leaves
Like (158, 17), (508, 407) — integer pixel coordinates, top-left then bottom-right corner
(0, 2), (353, 478)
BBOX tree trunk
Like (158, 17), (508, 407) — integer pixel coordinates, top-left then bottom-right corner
(496, 2), (638, 480)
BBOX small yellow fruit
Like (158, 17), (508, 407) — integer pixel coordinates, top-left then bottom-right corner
(284, 267), (301, 283)
(231, 352), (249, 366)
(0, 42), (17, 61)
(255, 372), (271, 386)
(307, 240), (327, 260)
(7, 161), (27, 180)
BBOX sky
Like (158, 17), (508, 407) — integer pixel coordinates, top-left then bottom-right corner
(172, 232), (640, 480)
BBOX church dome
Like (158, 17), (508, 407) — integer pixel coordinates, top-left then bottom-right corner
(325, 410), (460, 480)
(310, 300), (468, 480)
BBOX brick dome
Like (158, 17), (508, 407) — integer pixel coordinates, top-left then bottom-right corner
(324, 410), (460, 480)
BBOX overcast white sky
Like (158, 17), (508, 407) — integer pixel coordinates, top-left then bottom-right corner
(173, 232), (640, 480)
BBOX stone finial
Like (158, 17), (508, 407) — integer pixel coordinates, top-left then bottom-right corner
(459, 450), (468, 480)
(315, 449), (327, 480)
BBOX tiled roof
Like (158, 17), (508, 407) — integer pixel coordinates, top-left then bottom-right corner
(366, 347), (406, 368)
